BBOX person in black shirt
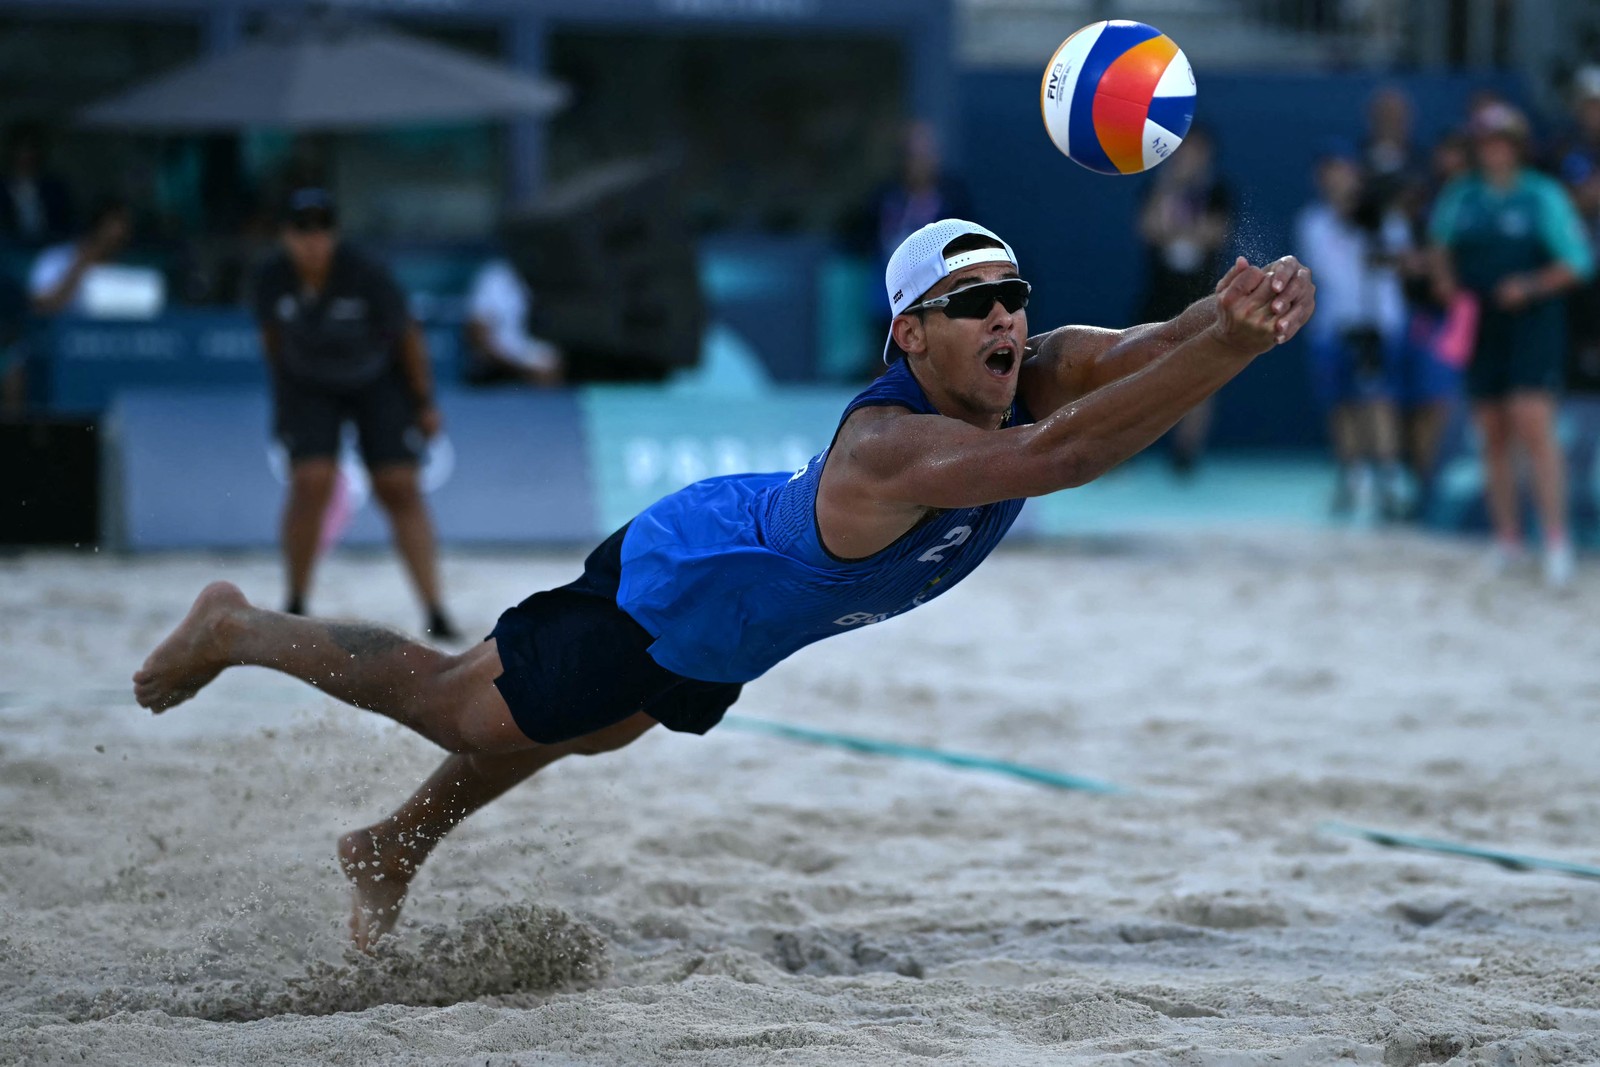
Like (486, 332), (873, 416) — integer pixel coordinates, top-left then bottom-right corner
(253, 188), (457, 639)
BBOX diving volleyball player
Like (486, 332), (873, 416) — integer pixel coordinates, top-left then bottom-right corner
(134, 219), (1316, 949)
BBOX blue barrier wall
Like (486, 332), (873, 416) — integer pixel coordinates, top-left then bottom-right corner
(110, 388), (595, 549)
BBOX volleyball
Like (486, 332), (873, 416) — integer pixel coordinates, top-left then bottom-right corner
(1041, 20), (1196, 175)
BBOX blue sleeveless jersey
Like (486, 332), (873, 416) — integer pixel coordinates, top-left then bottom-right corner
(616, 360), (1032, 683)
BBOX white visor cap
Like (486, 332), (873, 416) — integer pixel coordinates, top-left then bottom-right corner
(883, 218), (1018, 364)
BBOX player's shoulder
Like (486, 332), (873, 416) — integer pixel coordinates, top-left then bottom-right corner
(835, 402), (920, 441)
(828, 403), (949, 476)
(1021, 323), (1117, 373)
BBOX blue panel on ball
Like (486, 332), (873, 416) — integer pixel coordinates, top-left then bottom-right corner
(1068, 21), (1163, 175)
(1146, 93), (1196, 139)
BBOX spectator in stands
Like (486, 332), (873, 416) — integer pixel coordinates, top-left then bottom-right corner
(253, 187), (459, 638)
(870, 120), (974, 268)
(1548, 65), (1600, 189)
(463, 255), (564, 386)
(1135, 125), (1232, 476)
(0, 122), (74, 248)
(1430, 103), (1595, 588)
(1361, 86), (1421, 214)
(848, 121), (976, 378)
(1561, 86), (1600, 395)
(1555, 76), (1600, 540)
(1388, 135), (1473, 516)
(28, 199), (132, 316)
(1296, 143), (1411, 520)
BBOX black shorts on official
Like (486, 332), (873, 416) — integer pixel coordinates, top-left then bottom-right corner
(488, 525), (744, 745)
(274, 369), (423, 467)
(1466, 305), (1566, 400)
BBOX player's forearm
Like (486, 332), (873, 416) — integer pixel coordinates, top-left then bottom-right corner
(1026, 324), (1254, 489)
(890, 329), (1257, 510)
(1080, 294), (1220, 393)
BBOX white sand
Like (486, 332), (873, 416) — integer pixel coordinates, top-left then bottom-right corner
(3, 529), (1600, 1065)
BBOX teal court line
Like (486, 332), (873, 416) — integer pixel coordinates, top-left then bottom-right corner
(1319, 821), (1600, 881)
(722, 716), (1600, 882)
(720, 715), (1128, 794)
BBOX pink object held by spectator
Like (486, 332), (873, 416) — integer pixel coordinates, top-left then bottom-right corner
(1433, 291), (1479, 370)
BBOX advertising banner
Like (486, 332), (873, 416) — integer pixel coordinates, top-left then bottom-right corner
(109, 387), (593, 549)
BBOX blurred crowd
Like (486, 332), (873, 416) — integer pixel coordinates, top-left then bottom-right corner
(1275, 78), (1600, 588)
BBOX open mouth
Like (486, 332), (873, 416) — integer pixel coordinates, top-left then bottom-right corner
(983, 344), (1018, 377)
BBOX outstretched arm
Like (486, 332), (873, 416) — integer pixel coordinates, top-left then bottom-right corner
(1020, 255), (1315, 417)
(824, 262), (1290, 531)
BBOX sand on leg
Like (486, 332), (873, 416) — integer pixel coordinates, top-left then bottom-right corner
(338, 712), (658, 949)
(133, 581), (527, 753)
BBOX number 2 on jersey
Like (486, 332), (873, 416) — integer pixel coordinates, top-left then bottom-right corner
(919, 525), (972, 563)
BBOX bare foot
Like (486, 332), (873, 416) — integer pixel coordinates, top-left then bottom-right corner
(338, 826), (418, 952)
(132, 582), (250, 713)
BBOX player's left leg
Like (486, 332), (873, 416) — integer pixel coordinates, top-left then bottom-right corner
(133, 581), (526, 753)
(338, 711), (658, 949)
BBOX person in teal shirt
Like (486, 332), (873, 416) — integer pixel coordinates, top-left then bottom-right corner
(1431, 103), (1596, 588)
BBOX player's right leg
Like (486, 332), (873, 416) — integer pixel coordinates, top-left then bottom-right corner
(338, 711), (658, 949)
(132, 581), (528, 753)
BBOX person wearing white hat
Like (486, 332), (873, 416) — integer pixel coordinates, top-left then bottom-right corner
(132, 218), (1316, 950)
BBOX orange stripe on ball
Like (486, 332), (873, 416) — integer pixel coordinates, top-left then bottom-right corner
(1098, 35), (1178, 105)
(1093, 36), (1178, 173)
(1092, 95), (1149, 174)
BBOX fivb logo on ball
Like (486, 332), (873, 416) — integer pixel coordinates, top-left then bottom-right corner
(1041, 20), (1195, 175)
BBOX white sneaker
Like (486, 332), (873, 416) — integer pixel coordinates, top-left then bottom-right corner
(1543, 540), (1576, 590)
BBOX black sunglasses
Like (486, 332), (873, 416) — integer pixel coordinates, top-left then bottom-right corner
(907, 278), (1031, 319)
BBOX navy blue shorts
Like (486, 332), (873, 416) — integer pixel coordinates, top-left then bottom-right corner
(488, 525), (743, 745)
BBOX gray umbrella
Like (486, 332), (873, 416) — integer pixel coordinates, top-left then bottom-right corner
(77, 17), (569, 130)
